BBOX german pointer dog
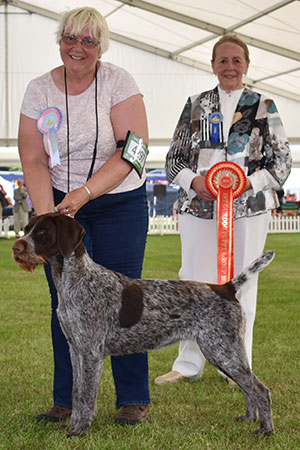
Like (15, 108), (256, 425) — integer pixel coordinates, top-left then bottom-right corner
(12, 213), (274, 437)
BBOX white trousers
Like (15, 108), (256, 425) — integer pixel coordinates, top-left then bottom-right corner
(172, 211), (271, 378)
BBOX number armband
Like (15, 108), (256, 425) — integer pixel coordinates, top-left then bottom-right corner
(121, 131), (149, 178)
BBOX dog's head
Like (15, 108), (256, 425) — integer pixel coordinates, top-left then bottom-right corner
(12, 213), (86, 272)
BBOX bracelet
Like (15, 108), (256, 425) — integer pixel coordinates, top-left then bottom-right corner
(82, 185), (92, 200)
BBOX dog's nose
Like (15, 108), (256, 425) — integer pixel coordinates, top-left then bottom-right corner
(12, 240), (26, 255)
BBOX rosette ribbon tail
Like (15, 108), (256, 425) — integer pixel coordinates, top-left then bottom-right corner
(205, 162), (247, 285)
(217, 182), (234, 284)
(48, 128), (61, 168)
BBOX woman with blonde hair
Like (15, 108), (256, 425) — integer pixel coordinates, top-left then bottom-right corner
(18, 7), (150, 425)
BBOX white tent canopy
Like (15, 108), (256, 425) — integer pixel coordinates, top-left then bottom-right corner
(1, 0), (300, 157)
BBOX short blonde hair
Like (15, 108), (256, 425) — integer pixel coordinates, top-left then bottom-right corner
(56, 7), (109, 56)
(211, 34), (250, 63)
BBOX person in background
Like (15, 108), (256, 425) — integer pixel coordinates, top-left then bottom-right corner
(18, 7), (150, 425)
(155, 34), (291, 386)
(13, 178), (32, 238)
(275, 188), (285, 215)
(0, 184), (8, 220)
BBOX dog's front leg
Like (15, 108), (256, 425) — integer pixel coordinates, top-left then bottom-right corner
(67, 345), (105, 438)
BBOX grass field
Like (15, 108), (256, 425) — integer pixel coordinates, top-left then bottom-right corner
(0, 233), (299, 449)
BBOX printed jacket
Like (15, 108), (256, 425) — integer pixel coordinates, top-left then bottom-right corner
(166, 86), (292, 219)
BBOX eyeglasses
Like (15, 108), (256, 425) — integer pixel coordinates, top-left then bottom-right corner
(61, 34), (100, 49)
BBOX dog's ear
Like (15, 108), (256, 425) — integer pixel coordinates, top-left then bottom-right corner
(54, 214), (85, 258)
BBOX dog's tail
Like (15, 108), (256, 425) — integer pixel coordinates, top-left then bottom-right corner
(231, 250), (275, 292)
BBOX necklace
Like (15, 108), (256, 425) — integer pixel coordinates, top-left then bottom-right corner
(64, 65), (99, 192)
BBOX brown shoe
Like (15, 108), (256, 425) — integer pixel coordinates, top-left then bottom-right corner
(114, 405), (149, 426)
(154, 370), (186, 385)
(36, 406), (72, 423)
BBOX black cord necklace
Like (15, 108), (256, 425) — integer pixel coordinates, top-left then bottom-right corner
(64, 64), (99, 192)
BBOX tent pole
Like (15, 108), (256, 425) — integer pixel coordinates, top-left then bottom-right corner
(5, 2), (10, 146)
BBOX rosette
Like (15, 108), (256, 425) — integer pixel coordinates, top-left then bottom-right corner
(37, 107), (63, 168)
(206, 162), (247, 284)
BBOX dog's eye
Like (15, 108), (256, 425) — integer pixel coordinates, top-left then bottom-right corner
(37, 229), (47, 236)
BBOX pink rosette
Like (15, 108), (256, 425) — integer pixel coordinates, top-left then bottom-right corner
(37, 107), (62, 168)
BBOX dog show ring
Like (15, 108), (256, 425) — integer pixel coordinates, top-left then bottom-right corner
(205, 161), (247, 285)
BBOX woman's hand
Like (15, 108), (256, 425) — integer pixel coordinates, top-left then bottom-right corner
(56, 187), (90, 217)
(191, 176), (216, 202)
(191, 176), (252, 202)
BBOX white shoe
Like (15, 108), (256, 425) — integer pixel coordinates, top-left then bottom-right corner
(154, 370), (186, 385)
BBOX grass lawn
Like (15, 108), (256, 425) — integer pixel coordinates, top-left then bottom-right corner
(0, 232), (299, 449)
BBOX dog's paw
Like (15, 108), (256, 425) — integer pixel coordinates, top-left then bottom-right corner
(67, 429), (89, 438)
(235, 414), (257, 422)
(66, 424), (90, 438)
(253, 427), (275, 437)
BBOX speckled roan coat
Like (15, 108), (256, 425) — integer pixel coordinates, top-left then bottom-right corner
(13, 213), (275, 438)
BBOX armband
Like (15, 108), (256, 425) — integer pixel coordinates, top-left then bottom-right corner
(116, 140), (125, 148)
(121, 131), (149, 178)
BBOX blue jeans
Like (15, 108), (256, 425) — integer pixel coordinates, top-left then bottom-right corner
(44, 184), (150, 410)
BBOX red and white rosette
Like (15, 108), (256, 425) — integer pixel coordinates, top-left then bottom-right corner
(205, 162), (247, 285)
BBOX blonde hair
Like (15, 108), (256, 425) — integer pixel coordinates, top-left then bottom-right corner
(56, 7), (109, 56)
(211, 34), (250, 63)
